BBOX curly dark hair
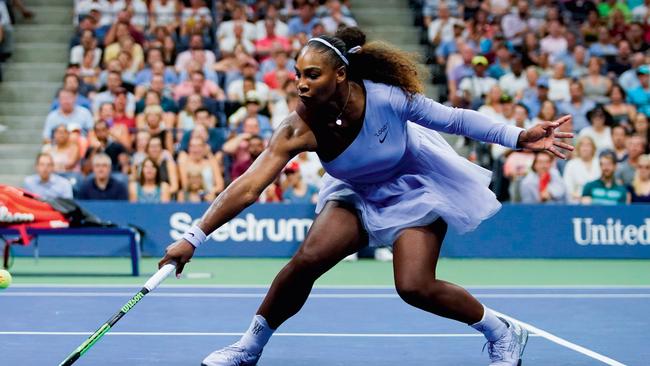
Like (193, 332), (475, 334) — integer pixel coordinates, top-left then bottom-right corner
(306, 27), (426, 96)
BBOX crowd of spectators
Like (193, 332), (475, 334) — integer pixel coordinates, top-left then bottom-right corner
(26, 0), (352, 203)
(418, 0), (650, 204)
(20, 0), (650, 206)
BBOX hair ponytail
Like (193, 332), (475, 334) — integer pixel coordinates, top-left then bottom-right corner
(306, 27), (426, 96)
(336, 27), (426, 96)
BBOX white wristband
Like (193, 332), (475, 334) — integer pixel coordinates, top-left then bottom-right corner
(182, 225), (207, 248)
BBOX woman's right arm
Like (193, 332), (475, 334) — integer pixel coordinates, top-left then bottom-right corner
(158, 113), (316, 275)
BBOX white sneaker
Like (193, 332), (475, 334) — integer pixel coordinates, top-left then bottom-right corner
(201, 342), (262, 366)
(342, 253), (358, 261)
(485, 318), (528, 366)
(374, 247), (393, 262)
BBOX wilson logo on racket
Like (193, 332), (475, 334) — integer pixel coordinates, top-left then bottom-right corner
(121, 292), (144, 313)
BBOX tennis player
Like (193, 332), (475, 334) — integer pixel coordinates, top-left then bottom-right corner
(160, 27), (573, 365)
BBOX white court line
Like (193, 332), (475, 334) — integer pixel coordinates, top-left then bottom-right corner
(9, 284), (650, 289)
(0, 331), (542, 338)
(493, 310), (625, 366)
(2, 292), (650, 299)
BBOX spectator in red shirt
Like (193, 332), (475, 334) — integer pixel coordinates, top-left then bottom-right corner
(255, 18), (291, 61)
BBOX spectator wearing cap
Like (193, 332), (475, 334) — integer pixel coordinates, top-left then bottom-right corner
(557, 81), (597, 133)
(78, 153), (128, 200)
(498, 56), (527, 98)
(320, 0), (357, 34)
(51, 74), (93, 112)
(92, 71), (136, 116)
(175, 34), (216, 73)
(282, 162), (319, 204)
(520, 151), (566, 204)
(43, 89), (94, 143)
(617, 135), (647, 186)
(288, 1), (320, 37)
(427, 3), (462, 47)
(581, 151), (630, 205)
(173, 70), (224, 101)
(458, 55), (497, 109)
(23, 153), (74, 200)
(540, 20), (568, 63)
(255, 19), (292, 61)
(83, 120), (129, 175)
(42, 124), (81, 174)
(579, 106), (615, 152)
(627, 65), (650, 116)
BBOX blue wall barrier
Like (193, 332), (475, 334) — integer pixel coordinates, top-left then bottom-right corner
(10, 202), (650, 259)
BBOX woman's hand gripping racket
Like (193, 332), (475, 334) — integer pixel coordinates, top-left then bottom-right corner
(58, 262), (177, 366)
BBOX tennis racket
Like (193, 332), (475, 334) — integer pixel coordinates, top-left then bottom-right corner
(58, 262), (177, 366)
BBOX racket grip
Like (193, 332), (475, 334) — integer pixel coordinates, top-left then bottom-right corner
(144, 262), (177, 291)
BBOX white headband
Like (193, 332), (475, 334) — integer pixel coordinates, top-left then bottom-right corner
(308, 38), (362, 65)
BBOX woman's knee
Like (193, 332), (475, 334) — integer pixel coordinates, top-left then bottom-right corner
(288, 244), (329, 277)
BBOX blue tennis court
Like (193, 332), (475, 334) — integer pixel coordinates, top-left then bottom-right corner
(1, 285), (647, 365)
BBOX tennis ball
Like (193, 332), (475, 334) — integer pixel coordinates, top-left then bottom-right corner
(0, 269), (12, 289)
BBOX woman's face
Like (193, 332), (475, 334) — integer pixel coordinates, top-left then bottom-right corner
(145, 92), (161, 106)
(295, 48), (342, 106)
(591, 112), (605, 128)
(136, 133), (150, 151)
(188, 174), (203, 190)
(53, 126), (68, 144)
(541, 101), (555, 120)
(634, 115), (648, 133)
(147, 138), (162, 158)
(142, 160), (157, 181)
(187, 95), (202, 111)
(578, 139), (595, 160)
(638, 158), (650, 181)
(610, 87), (623, 103)
(588, 58), (600, 73)
(146, 113), (162, 128)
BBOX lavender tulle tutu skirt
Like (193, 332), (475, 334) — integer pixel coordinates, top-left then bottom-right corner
(315, 123), (501, 246)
